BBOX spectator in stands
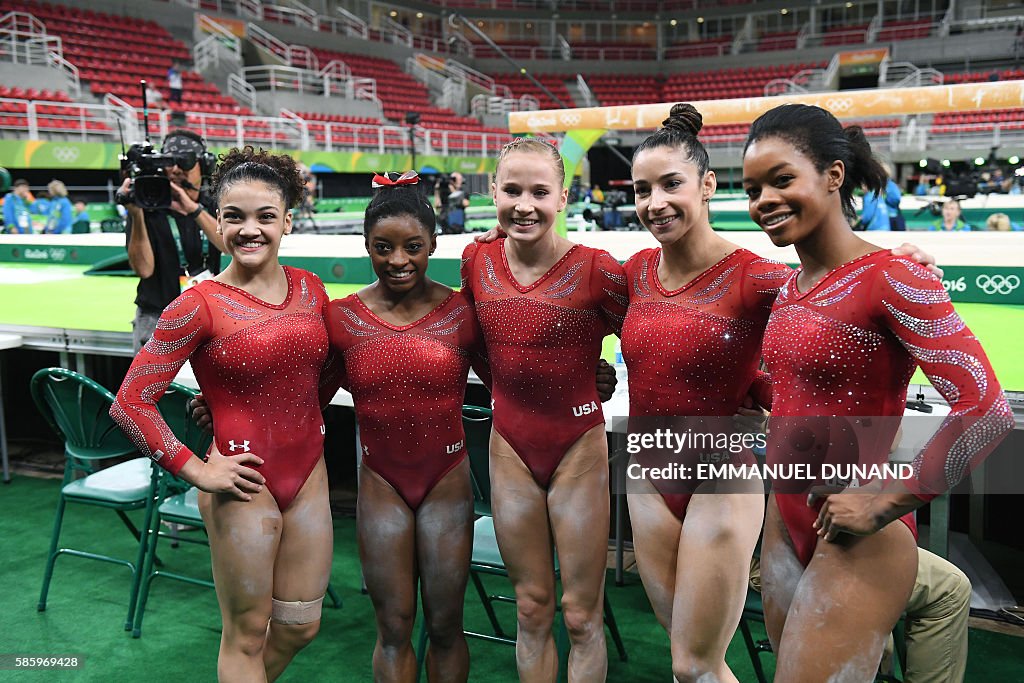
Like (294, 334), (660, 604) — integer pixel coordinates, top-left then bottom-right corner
(72, 199), (90, 233)
(444, 172), (469, 233)
(118, 129), (224, 350)
(859, 173), (904, 231)
(985, 212), (1021, 231)
(931, 199), (971, 231)
(167, 61), (184, 104)
(2, 179), (32, 234)
(42, 180), (73, 234)
(589, 184), (605, 203)
(146, 82), (168, 112)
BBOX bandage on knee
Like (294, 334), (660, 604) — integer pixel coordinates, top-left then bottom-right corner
(271, 595), (324, 625)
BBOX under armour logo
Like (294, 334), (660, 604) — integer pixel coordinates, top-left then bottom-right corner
(228, 439), (250, 452)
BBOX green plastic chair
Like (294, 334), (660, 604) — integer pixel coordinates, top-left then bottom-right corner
(31, 367), (152, 631)
(132, 383), (341, 638)
(415, 405), (627, 682)
(462, 405), (493, 517)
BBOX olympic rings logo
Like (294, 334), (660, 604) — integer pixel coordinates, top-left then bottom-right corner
(975, 274), (1021, 295)
(51, 146), (80, 163)
(559, 113), (581, 126)
(824, 98), (852, 113)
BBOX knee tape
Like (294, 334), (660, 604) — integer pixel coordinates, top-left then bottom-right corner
(271, 596), (324, 625)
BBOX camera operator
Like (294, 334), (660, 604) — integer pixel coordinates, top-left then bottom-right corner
(118, 130), (224, 350)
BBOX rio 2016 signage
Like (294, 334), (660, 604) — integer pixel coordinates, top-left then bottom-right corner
(940, 267), (1024, 305)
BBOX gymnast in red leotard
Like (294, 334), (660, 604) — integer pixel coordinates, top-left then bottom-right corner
(743, 104), (1012, 682)
(621, 104), (789, 683)
(112, 148), (335, 682)
(461, 138), (627, 682)
(323, 174), (487, 683)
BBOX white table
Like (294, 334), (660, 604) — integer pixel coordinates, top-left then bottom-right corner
(0, 333), (24, 483)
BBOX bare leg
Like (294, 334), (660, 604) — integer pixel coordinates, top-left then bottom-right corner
(628, 471), (764, 683)
(774, 516), (918, 682)
(760, 495), (805, 653)
(626, 474), (681, 634)
(546, 425), (610, 683)
(490, 430), (558, 683)
(416, 460), (473, 683)
(264, 458), (333, 681)
(359, 465), (418, 683)
(200, 475), (282, 682)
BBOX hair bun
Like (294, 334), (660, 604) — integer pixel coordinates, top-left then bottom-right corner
(662, 103), (703, 137)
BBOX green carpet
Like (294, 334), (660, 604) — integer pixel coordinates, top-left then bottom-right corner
(3, 475), (1022, 681)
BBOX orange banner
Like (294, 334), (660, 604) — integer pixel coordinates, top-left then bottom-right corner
(838, 47), (889, 66)
(508, 80), (1024, 133)
(197, 13), (246, 38)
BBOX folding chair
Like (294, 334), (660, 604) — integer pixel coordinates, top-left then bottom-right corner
(31, 367), (152, 631)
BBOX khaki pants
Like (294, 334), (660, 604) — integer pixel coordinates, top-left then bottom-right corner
(749, 547), (970, 682)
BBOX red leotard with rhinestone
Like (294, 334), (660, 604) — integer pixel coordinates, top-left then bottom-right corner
(112, 267), (331, 511)
(763, 251), (1012, 566)
(622, 248), (791, 518)
(324, 290), (487, 511)
(461, 239), (627, 488)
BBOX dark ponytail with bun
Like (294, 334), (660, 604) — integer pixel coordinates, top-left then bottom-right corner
(632, 103), (710, 177)
(744, 104), (887, 222)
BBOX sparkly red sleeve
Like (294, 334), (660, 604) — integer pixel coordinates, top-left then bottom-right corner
(592, 250), (628, 336)
(742, 256), (791, 411)
(111, 289), (212, 475)
(460, 241), (478, 303)
(875, 258), (1014, 499)
(319, 289), (349, 408)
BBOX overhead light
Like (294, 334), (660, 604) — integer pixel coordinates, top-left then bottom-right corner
(697, 16), (704, 23)
(919, 159), (928, 167)
(670, 19), (677, 26)
(781, 8), (789, 15)
(846, 1), (853, 7)
(520, 67), (527, 74)
(477, 20), (484, 27)
(526, 22), (533, 29)
(941, 159), (951, 167)
(389, 10), (397, 17)
(416, 12), (423, 18)
(974, 157), (986, 166)
(1009, 155), (1020, 164)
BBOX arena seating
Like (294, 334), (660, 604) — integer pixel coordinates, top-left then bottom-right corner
(0, 0), (246, 115)
(822, 23), (870, 46)
(489, 72), (575, 110)
(663, 62), (824, 102)
(876, 18), (933, 42)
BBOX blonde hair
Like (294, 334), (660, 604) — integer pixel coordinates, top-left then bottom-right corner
(986, 213), (1011, 232)
(496, 137), (565, 185)
(48, 180), (67, 197)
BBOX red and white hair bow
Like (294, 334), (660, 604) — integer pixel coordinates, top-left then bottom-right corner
(371, 170), (419, 188)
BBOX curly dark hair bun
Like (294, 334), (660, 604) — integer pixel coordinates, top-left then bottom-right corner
(212, 146), (307, 209)
(662, 103), (703, 137)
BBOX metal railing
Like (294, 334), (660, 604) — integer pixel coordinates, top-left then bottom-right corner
(46, 50), (81, 99)
(247, 22), (318, 70)
(241, 64), (378, 103)
(470, 93), (539, 116)
(227, 73), (257, 111)
(881, 62), (944, 88)
(239, 0), (263, 21)
(576, 74), (595, 107)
